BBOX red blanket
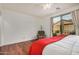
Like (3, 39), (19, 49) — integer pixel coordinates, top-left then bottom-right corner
(29, 34), (65, 55)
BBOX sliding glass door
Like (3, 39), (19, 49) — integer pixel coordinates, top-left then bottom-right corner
(51, 13), (75, 36)
(62, 13), (75, 34)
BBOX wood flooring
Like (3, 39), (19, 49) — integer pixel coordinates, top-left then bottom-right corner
(0, 40), (36, 55)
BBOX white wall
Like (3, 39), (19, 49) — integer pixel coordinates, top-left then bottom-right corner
(38, 17), (51, 37)
(0, 16), (2, 46)
(1, 9), (40, 46)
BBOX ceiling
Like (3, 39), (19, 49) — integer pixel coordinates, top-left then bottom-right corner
(0, 3), (79, 17)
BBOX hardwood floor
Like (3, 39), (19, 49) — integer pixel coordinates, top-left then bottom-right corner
(0, 40), (36, 55)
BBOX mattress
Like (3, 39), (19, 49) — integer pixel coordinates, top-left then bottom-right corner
(72, 37), (79, 55)
(42, 35), (79, 55)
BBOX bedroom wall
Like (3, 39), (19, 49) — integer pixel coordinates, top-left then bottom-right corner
(0, 15), (2, 46)
(1, 9), (40, 46)
(1, 5), (79, 46)
(38, 17), (51, 37)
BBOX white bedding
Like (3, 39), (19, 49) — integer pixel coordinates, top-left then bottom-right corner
(42, 35), (79, 55)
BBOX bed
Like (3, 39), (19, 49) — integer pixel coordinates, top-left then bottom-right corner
(29, 34), (79, 55)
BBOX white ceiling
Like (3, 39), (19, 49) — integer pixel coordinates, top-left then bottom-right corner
(0, 3), (79, 17)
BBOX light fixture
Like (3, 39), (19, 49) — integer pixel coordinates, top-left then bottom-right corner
(42, 4), (52, 10)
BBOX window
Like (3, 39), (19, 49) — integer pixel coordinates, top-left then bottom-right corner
(51, 13), (75, 36)
(62, 14), (75, 34)
(52, 16), (61, 36)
